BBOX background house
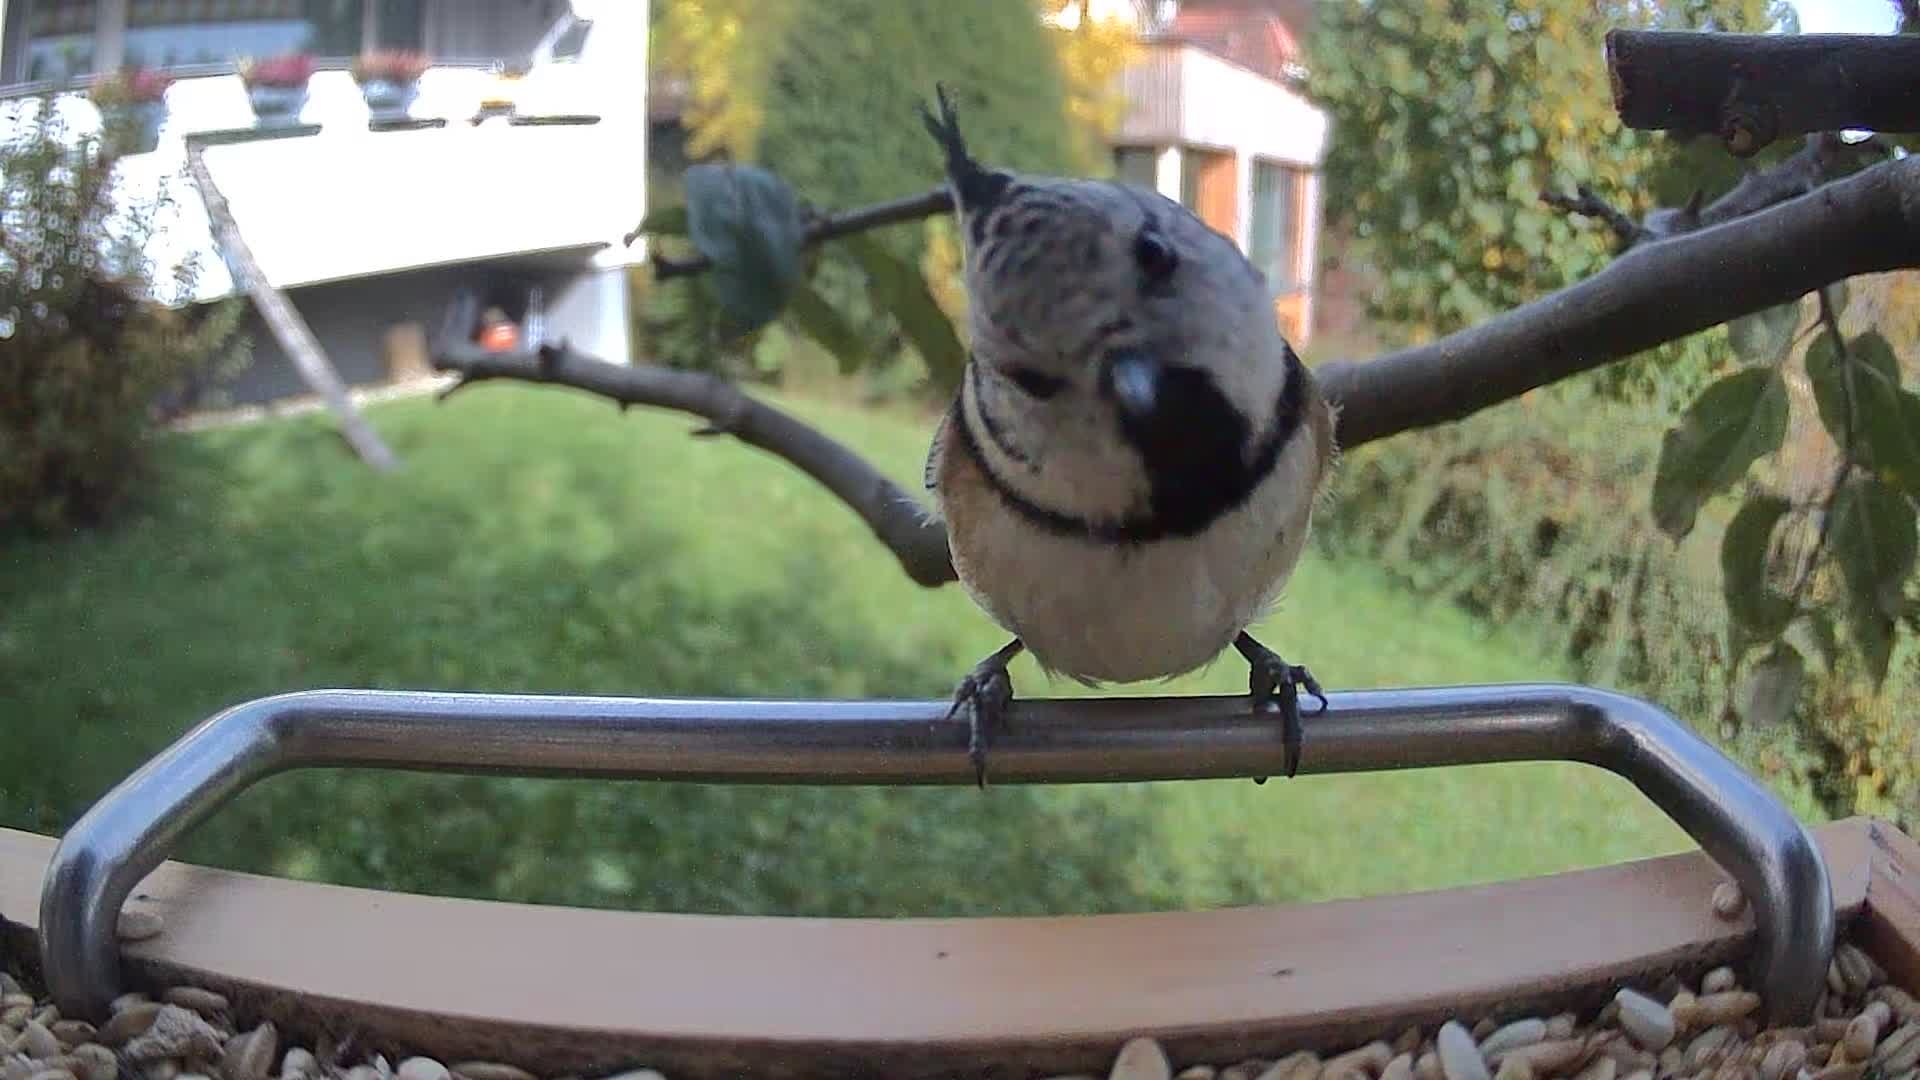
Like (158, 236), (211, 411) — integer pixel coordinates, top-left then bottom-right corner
(0, 0), (651, 409)
(1072, 0), (1330, 345)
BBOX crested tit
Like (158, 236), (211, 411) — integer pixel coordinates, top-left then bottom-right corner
(919, 87), (1338, 787)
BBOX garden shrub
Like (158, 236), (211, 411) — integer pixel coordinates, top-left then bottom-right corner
(1, 103), (246, 532)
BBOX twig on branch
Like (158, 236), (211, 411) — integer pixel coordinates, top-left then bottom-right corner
(429, 340), (957, 587)
(1784, 287), (1857, 614)
(1606, 30), (1920, 156)
(1316, 155), (1920, 448)
(1541, 183), (1649, 247)
(1545, 133), (1891, 250)
(640, 188), (955, 281)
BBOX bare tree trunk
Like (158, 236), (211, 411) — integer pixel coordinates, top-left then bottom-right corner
(183, 140), (399, 472)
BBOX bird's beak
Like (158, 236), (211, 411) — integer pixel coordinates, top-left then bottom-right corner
(1106, 349), (1163, 418)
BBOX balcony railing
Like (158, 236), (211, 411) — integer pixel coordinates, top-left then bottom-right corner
(1, 61), (647, 301)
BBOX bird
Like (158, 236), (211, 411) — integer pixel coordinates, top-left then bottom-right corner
(917, 85), (1340, 788)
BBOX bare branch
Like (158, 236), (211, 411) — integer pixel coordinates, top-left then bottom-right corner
(430, 341), (958, 586)
(1548, 133), (1893, 251)
(1687, 134), (1895, 233)
(1606, 30), (1920, 156)
(1541, 183), (1645, 247)
(432, 155), (1920, 589)
(1318, 155), (1920, 449)
(640, 187), (954, 281)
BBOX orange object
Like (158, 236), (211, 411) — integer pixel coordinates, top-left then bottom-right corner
(478, 308), (519, 352)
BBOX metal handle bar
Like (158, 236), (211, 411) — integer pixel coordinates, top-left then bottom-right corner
(40, 683), (1832, 1024)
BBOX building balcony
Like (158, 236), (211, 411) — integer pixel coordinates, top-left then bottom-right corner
(4, 55), (648, 306)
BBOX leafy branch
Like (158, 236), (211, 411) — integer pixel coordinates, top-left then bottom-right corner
(1684, 267), (1920, 744)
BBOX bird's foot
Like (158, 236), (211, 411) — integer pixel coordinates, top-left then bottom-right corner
(1234, 631), (1327, 780)
(947, 638), (1025, 789)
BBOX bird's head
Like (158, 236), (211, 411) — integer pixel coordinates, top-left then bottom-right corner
(921, 85), (1312, 528)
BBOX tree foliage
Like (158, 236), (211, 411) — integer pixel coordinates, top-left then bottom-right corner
(642, 0), (1095, 393)
(625, 2), (1920, 824)
(1039, 1), (1144, 173)
(1303, 0), (1919, 825)
(1305, 0), (1786, 341)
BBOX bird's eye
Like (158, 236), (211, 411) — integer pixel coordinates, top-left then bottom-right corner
(1005, 366), (1066, 399)
(1133, 228), (1179, 282)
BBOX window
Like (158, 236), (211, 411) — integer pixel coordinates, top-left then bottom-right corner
(123, 0), (364, 69)
(372, 0), (424, 50)
(1248, 159), (1300, 294)
(1113, 146), (1158, 191)
(8, 0), (414, 82)
(545, 17), (591, 62)
(25, 1), (98, 81)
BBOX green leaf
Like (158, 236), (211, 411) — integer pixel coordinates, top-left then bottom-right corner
(784, 279), (868, 375)
(684, 164), (807, 336)
(843, 234), (967, 384)
(1736, 641), (1804, 729)
(1726, 300), (1801, 366)
(1720, 494), (1794, 646)
(1651, 368), (1791, 540)
(1828, 475), (1918, 685)
(1807, 330), (1920, 494)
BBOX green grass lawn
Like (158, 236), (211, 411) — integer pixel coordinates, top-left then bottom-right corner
(0, 384), (1690, 917)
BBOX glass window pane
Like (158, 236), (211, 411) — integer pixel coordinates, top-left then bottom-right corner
(123, 0), (365, 68)
(27, 1), (98, 81)
(373, 0), (423, 50)
(1249, 159), (1298, 293)
(1113, 146), (1157, 191)
(547, 16), (591, 60)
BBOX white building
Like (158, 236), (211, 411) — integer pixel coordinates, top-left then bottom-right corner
(1054, 0), (1330, 344)
(0, 1), (649, 407)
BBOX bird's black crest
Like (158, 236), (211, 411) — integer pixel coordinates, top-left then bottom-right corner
(920, 83), (1012, 234)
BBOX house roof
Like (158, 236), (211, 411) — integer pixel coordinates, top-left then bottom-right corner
(1157, 3), (1305, 82)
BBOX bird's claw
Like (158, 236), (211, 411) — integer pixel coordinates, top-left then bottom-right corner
(948, 642), (1021, 788)
(1236, 633), (1324, 780)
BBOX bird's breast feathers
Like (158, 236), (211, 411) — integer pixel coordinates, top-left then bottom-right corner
(929, 368), (1334, 685)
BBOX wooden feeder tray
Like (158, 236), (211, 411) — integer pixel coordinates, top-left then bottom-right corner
(2, 684), (1910, 1079)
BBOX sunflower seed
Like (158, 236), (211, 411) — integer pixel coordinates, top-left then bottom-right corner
(1760, 1041), (1807, 1080)
(1617, 989), (1677, 1052)
(396, 1061), (449, 1080)
(1480, 1021), (1547, 1060)
(1439, 1022), (1490, 1080)
(450, 1066), (536, 1080)
(1878, 1024), (1920, 1072)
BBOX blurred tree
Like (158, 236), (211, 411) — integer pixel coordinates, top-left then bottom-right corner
(642, 0), (1086, 392)
(1039, 0), (1145, 172)
(0, 107), (247, 532)
(1305, 0), (1789, 344)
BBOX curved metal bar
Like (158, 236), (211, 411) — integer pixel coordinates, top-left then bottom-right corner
(40, 683), (1832, 1025)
